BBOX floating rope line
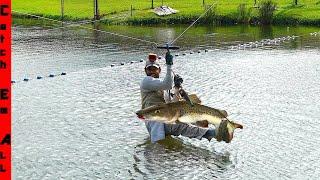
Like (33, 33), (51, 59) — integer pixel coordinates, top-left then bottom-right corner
(107, 32), (316, 68)
(229, 31), (319, 51)
(109, 34), (304, 67)
(310, 32), (320, 36)
(229, 35), (299, 50)
(12, 10), (319, 80)
(11, 72), (67, 84)
(12, 10), (159, 46)
(11, 33), (314, 82)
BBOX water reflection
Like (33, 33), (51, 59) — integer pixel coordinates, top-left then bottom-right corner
(259, 25), (273, 39)
(92, 23), (102, 44)
(132, 136), (231, 179)
(155, 28), (176, 43)
(289, 38), (299, 49)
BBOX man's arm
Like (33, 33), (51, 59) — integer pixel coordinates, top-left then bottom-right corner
(141, 65), (173, 91)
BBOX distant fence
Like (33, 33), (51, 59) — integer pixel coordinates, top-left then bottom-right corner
(13, 0), (319, 20)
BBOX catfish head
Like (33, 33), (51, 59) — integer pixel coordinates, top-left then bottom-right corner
(136, 104), (175, 122)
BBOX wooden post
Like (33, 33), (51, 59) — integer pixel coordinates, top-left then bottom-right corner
(151, 0), (154, 9)
(61, 0), (64, 20)
(94, 0), (100, 20)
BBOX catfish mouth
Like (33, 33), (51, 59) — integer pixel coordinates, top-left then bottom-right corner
(226, 132), (234, 143)
(218, 130), (235, 143)
(136, 111), (145, 119)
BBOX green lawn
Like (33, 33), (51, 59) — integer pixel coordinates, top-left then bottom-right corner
(12, 0), (320, 24)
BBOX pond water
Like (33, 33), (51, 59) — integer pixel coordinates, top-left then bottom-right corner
(12, 22), (320, 179)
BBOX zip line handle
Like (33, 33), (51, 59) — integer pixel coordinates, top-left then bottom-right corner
(156, 44), (180, 50)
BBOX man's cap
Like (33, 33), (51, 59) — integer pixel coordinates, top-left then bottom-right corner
(148, 53), (157, 61)
(145, 60), (160, 69)
(145, 53), (160, 68)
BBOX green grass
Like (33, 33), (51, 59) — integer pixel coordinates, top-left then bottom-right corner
(12, 0), (320, 25)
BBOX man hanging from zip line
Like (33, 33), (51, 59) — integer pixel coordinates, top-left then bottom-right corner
(139, 52), (230, 143)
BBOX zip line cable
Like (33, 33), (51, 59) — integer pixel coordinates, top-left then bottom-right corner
(13, 19), (107, 33)
(12, 10), (159, 46)
(12, 0), (218, 52)
(40, 19), (108, 33)
(13, 1), (217, 49)
(170, 2), (217, 45)
(154, 1), (217, 56)
(13, 8), (316, 56)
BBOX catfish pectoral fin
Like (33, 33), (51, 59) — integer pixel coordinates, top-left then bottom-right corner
(219, 110), (228, 117)
(194, 120), (209, 128)
(166, 120), (177, 124)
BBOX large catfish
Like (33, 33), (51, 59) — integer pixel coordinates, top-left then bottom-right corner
(136, 100), (243, 143)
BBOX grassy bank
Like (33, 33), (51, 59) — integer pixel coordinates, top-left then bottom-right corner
(12, 0), (320, 25)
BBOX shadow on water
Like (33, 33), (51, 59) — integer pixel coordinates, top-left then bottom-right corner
(130, 136), (232, 179)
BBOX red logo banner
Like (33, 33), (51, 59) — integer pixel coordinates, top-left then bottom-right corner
(0, 0), (11, 179)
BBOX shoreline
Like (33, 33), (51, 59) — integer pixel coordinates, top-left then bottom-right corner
(12, 0), (320, 26)
(13, 12), (320, 26)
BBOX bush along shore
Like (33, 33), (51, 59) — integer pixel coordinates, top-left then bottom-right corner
(13, 0), (320, 26)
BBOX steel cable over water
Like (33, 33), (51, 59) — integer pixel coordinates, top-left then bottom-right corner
(13, 1), (217, 54)
(35, 19), (108, 33)
(170, 2), (217, 45)
(153, 1), (217, 56)
(13, 16), (107, 32)
(12, 10), (159, 46)
(12, 6), (318, 49)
